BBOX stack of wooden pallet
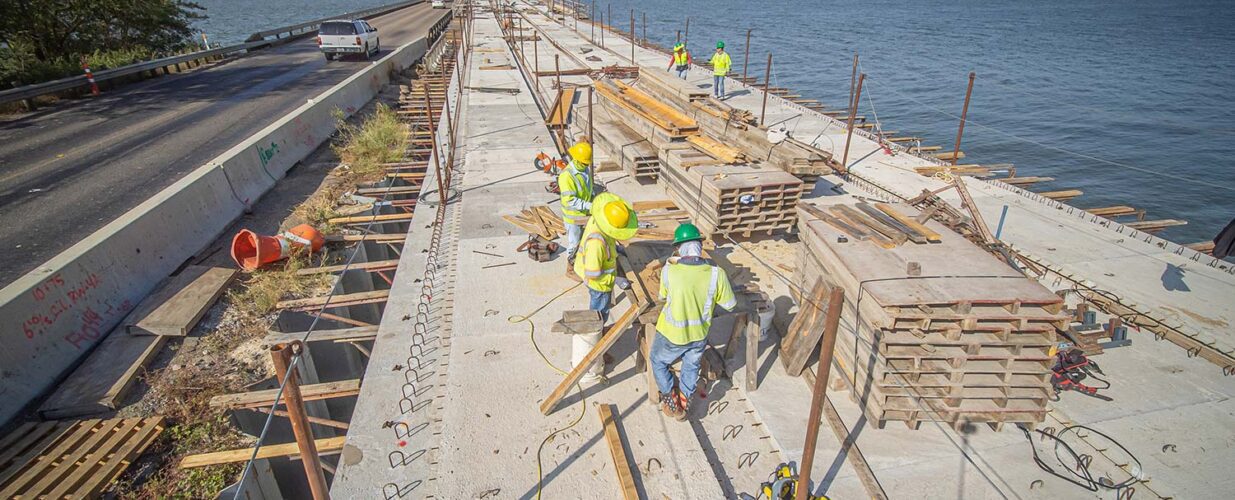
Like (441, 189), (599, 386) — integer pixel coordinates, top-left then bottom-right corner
(502, 205), (565, 240)
(791, 200), (1068, 430)
(659, 151), (803, 237)
(593, 116), (661, 180)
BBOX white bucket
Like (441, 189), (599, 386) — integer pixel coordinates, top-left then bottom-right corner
(572, 331), (604, 383)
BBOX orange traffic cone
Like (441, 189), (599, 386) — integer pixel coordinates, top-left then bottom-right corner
(231, 224), (325, 271)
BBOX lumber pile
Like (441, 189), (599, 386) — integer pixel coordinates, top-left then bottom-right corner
(593, 116), (661, 180)
(502, 205), (565, 240)
(0, 417), (164, 497)
(791, 200), (1068, 430)
(659, 153), (802, 237)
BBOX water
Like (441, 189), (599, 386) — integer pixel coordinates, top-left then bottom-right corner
(593, 0), (1235, 244)
(191, 0), (394, 46)
(194, 0), (1235, 243)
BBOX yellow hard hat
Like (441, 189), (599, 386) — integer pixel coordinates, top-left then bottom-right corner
(592, 192), (639, 240)
(568, 142), (592, 166)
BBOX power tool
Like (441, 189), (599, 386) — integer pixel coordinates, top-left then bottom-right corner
(759, 463), (828, 500)
(1050, 348), (1112, 401)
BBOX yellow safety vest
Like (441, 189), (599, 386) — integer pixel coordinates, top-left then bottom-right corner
(574, 220), (617, 292)
(655, 259), (737, 344)
(673, 51), (689, 66)
(558, 162), (593, 225)
(710, 52), (731, 76)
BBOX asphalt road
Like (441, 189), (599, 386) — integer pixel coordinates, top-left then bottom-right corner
(0, 3), (447, 286)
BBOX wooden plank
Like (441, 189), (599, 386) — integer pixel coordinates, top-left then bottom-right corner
(1085, 205), (1138, 217)
(994, 176), (1053, 186)
(597, 404), (640, 500)
(295, 259), (400, 275)
(745, 312), (761, 392)
(631, 200), (677, 211)
(873, 203), (943, 243)
(209, 379), (362, 410)
(327, 212), (414, 224)
(125, 266), (236, 336)
(0, 420), (99, 497)
(1037, 189), (1083, 201)
(686, 134), (744, 163)
(779, 280), (829, 376)
(325, 233), (406, 243)
(856, 203), (928, 244)
(21, 419), (126, 497)
(275, 289), (389, 310)
(541, 306), (642, 415)
(180, 436), (347, 468)
(831, 205), (908, 245)
(0, 422), (69, 487)
(1125, 219), (1187, 232)
(66, 417), (164, 499)
(262, 326), (379, 346)
(38, 334), (168, 419)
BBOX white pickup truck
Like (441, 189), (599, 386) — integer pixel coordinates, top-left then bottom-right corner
(318, 19), (380, 61)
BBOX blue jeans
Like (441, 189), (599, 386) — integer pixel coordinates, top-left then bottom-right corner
(589, 287), (611, 324)
(651, 331), (707, 398)
(675, 65), (688, 79)
(564, 222), (584, 257)
(713, 75), (725, 98)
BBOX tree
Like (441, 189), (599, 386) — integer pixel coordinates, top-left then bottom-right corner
(0, 0), (204, 62)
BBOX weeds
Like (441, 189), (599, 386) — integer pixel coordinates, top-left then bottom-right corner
(228, 251), (332, 318)
(332, 103), (407, 180)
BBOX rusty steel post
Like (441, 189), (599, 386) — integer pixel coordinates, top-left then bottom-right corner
(760, 53), (772, 126)
(600, 11), (605, 47)
(271, 343), (329, 500)
(642, 12), (647, 46)
(849, 53), (858, 111)
(534, 31), (539, 76)
(742, 29), (752, 79)
(588, 86), (594, 143)
(684, 17), (690, 45)
(555, 54), (561, 90)
(795, 288), (845, 500)
(840, 73), (865, 174)
(676, 30), (681, 44)
(424, 90), (447, 199)
(952, 71), (976, 166)
(630, 10), (636, 64)
(591, 2), (595, 43)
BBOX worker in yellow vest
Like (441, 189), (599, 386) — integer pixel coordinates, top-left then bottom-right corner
(559, 141), (595, 279)
(574, 192), (638, 324)
(652, 223), (737, 421)
(709, 41), (732, 99)
(667, 43), (691, 79)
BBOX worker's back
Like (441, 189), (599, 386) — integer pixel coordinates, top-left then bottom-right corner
(656, 258), (736, 345)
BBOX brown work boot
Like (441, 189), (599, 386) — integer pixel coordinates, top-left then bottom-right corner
(660, 392), (686, 421)
(565, 257), (581, 281)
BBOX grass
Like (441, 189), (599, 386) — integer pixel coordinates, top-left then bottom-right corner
(229, 251), (333, 318)
(331, 103), (408, 181)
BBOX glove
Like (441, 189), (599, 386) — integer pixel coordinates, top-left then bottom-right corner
(615, 244), (627, 256)
(614, 277), (631, 290)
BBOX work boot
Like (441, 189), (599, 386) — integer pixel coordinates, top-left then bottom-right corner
(564, 254), (580, 281)
(660, 392), (686, 421)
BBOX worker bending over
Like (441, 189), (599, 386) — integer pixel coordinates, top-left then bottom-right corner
(653, 224), (737, 420)
(559, 141), (595, 279)
(668, 43), (691, 79)
(709, 41), (731, 99)
(575, 193), (639, 324)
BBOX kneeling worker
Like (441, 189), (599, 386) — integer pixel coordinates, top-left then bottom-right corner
(653, 223), (737, 420)
(575, 192), (639, 324)
(559, 141), (595, 279)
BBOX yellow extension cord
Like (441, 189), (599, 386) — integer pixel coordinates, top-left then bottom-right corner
(506, 281), (585, 500)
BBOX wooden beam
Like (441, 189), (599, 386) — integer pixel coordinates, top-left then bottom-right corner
(1186, 241), (1215, 254)
(1085, 205), (1139, 218)
(598, 404), (640, 500)
(179, 436), (346, 469)
(275, 290), (389, 311)
(324, 233), (406, 243)
(262, 326), (378, 346)
(1125, 219), (1187, 232)
(295, 259), (400, 275)
(327, 212), (414, 225)
(994, 176), (1053, 186)
(541, 306), (641, 415)
(874, 203), (942, 243)
(1038, 189), (1083, 201)
(209, 379), (362, 410)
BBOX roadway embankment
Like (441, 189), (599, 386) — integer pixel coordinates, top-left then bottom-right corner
(0, 13), (449, 426)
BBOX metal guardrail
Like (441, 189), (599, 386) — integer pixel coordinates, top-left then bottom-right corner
(0, 0), (423, 106)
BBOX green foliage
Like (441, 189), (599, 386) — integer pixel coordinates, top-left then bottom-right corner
(0, 0), (205, 87)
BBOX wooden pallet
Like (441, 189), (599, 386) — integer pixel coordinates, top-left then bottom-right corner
(659, 157), (802, 237)
(0, 417), (164, 498)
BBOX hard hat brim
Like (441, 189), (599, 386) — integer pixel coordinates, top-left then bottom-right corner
(592, 192), (639, 240)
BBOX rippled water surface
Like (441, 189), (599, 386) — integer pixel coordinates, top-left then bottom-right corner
(196, 0), (1235, 243)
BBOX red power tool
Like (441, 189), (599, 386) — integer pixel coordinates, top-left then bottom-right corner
(1050, 349), (1112, 401)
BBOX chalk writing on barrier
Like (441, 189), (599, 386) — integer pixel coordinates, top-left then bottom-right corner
(20, 272), (122, 347)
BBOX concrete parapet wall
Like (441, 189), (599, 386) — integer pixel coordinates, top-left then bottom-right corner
(0, 35), (433, 425)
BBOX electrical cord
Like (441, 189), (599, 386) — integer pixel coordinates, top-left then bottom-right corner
(507, 280), (586, 499)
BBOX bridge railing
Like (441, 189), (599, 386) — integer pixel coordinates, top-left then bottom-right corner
(0, 0), (424, 107)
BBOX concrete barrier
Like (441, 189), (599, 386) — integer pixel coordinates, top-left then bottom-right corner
(0, 30), (437, 425)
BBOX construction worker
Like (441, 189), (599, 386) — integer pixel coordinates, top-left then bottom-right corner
(559, 141), (595, 279)
(652, 223), (737, 420)
(668, 43), (691, 79)
(574, 192), (638, 324)
(709, 41), (732, 99)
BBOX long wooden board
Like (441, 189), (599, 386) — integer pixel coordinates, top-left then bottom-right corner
(0, 417), (164, 499)
(779, 280), (829, 376)
(39, 334), (167, 419)
(208, 379), (362, 410)
(598, 404), (640, 500)
(541, 306), (642, 415)
(179, 436), (347, 469)
(262, 326), (379, 346)
(124, 266), (236, 336)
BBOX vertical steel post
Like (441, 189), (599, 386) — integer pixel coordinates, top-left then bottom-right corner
(424, 90), (446, 199)
(849, 53), (858, 110)
(534, 31), (539, 76)
(271, 343), (329, 500)
(608, 4), (613, 47)
(952, 71), (976, 166)
(684, 17), (690, 45)
(642, 12), (647, 46)
(742, 29), (752, 79)
(676, 30), (681, 44)
(759, 53), (772, 126)
(555, 54), (561, 90)
(795, 287), (845, 500)
(588, 86), (594, 143)
(630, 10), (636, 64)
(840, 73), (866, 173)
(591, 2), (595, 43)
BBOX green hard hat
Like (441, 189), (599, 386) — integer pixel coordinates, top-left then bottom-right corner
(716, 41), (725, 49)
(673, 223), (703, 245)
